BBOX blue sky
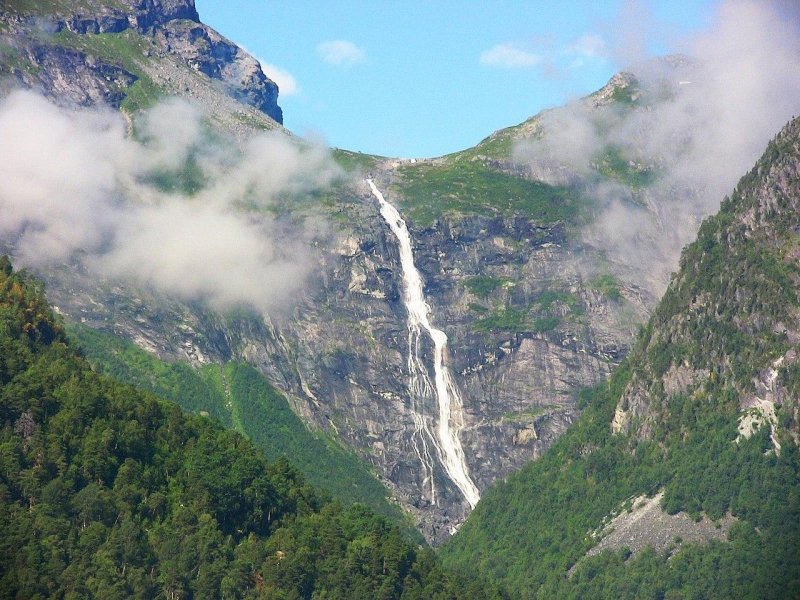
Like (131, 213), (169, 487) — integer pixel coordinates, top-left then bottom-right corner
(196, 1), (717, 158)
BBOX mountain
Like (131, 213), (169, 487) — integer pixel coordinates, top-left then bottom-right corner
(0, 0), (282, 130)
(440, 117), (800, 598)
(0, 0), (651, 541)
(0, 258), (502, 598)
(1, 0), (794, 543)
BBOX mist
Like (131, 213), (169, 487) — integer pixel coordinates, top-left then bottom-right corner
(0, 91), (339, 312)
(513, 0), (800, 295)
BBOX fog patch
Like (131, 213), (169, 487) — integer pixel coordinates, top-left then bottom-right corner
(513, 0), (800, 295)
(0, 90), (339, 313)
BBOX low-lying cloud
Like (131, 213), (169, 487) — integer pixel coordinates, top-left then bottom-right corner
(0, 91), (339, 312)
(513, 0), (800, 295)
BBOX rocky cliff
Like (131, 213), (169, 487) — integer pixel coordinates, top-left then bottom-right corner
(37, 167), (650, 542)
(0, 0), (282, 125)
(0, 1), (673, 543)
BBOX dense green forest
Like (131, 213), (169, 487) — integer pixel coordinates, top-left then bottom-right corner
(0, 258), (501, 599)
(68, 326), (409, 530)
(442, 370), (800, 598)
(441, 120), (800, 598)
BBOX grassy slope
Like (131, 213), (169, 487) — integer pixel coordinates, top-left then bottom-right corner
(440, 121), (800, 598)
(68, 325), (413, 532)
(388, 73), (656, 229)
(393, 159), (582, 228)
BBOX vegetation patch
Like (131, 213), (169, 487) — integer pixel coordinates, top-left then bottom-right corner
(591, 273), (622, 301)
(534, 290), (582, 311)
(394, 160), (582, 227)
(472, 306), (530, 333)
(468, 302), (489, 314)
(464, 275), (512, 298)
(119, 75), (162, 113)
(141, 153), (207, 195)
(501, 405), (559, 422)
(456, 130), (517, 161)
(68, 324), (408, 527)
(472, 306), (562, 334)
(0, 44), (39, 75)
(595, 145), (656, 188)
(532, 316), (561, 332)
(610, 82), (640, 105)
(332, 148), (384, 172)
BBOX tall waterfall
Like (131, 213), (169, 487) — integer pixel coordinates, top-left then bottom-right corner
(367, 179), (480, 508)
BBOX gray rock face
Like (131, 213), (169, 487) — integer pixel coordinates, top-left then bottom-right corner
(126, 0), (200, 31)
(1, 0), (282, 123)
(10, 44), (137, 109)
(61, 0), (200, 34)
(40, 175), (652, 543)
(156, 19), (282, 122)
(64, 14), (130, 34)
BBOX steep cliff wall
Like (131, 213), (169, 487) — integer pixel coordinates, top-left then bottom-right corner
(38, 169), (651, 542)
(1, 1), (661, 543)
(1, 0), (282, 124)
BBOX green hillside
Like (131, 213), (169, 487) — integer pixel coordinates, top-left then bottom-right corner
(0, 259), (500, 598)
(388, 73), (650, 229)
(393, 160), (582, 228)
(441, 119), (800, 598)
(68, 325), (411, 531)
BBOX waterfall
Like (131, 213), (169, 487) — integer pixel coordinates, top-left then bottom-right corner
(367, 179), (480, 508)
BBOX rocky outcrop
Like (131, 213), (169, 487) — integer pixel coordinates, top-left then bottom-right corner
(126, 0), (200, 31)
(48, 1), (200, 35)
(0, 0), (282, 123)
(8, 44), (137, 108)
(155, 18), (281, 121)
(575, 491), (735, 572)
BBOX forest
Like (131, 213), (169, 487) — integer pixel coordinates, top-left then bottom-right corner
(0, 257), (501, 599)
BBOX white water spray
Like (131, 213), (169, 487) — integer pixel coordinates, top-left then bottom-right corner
(367, 179), (480, 508)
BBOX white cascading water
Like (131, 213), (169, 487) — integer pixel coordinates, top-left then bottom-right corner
(367, 179), (480, 508)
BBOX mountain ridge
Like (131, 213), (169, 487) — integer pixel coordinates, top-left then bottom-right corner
(441, 115), (800, 598)
(1, 0), (283, 128)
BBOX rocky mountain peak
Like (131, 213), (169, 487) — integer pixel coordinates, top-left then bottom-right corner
(1, 0), (282, 124)
(125, 0), (200, 30)
(66, 0), (201, 33)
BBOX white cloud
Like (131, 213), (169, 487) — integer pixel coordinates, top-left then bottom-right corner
(317, 40), (366, 67)
(260, 62), (299, 96)
(563, 33), (608, 70)
(568, 34), (607, 59)
(480, 43), (542, 69)
(513, 0), (800, 296)
(0, 91), (340, 313)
